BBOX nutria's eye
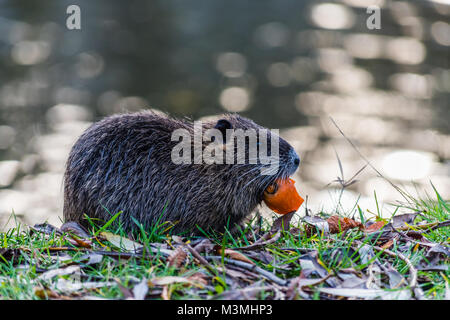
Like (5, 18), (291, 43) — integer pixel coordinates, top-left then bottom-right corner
(265, 182), (278, 195)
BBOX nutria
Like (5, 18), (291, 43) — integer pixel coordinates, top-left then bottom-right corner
(63, 111), (300, 234)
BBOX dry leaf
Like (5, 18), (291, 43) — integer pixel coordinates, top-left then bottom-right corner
(37, 265), (80, 281)
(304, 215), (362, 235)
(54, 278), (116, 293)
(319, 287), (411, 300)
(326, 216), (363, 233)
(380, 239), (394, 249)
(60, 221), (91, 238)
(364, 220), (386, 233)
(271, 211), (296, 233)
(216, 248), (255, 265)
(100, 231), (143, 252)
(133, 278), (149, 300)
(148, 276), (199, 287)
(34, 287), (60, 299)
(167, 247), (187, 268)
(187, 272), (209, 286)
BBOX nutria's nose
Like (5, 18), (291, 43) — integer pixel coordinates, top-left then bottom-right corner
(290, 149), (300, 167)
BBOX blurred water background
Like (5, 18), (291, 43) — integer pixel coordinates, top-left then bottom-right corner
(0, 0), (448, 229)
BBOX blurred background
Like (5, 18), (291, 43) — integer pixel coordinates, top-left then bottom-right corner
(0, 0), (448, 229)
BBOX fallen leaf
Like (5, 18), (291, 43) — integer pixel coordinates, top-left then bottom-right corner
(358, 244), (376, 265)
(167, 247), (187, 268)
(271, 211), (296, 233)
(326, 216), (363, 234)
(214, 286), (273, 300)
(116, 280), (134, 299)
(30, 223), (62, 236)
(34, 287), (60, 299)
(384, 266), (405, 289)
(54, 278), (116, 293)
(216, 247), (255, 265)
(187, 272), (209, 286)
(380, 239), (394, 249)
(426, 244), (450, 258)
(133, 278), (149, 300)
(60, 221), (91, 238)
(319, 288), (412, 300)
(100, 231), (143, 252)
(416, 265), (449, 272)
(69, 237), (92, 249)
(148, 276), (200, 287)
(340, 274), (367, 289)
(37, 265), (81, 282)
(303, 215), (362, 235)
(193, 239), (214, 254)
(364, 220), (386, 233)
(391, 213), (418, 229)
(303, 216), (329, 235)
(78, 253), (103, 266)
(298, 252), (339, 288)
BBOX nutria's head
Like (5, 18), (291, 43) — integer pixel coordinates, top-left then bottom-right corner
(197, 113), (300, 205)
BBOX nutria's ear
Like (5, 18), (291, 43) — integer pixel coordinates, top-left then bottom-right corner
(214, 119), (233, 143)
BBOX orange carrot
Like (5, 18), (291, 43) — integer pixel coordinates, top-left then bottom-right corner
(263, 178), (304, 215)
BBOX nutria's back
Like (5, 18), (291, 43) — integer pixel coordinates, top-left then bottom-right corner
(63, 111), (300, 234)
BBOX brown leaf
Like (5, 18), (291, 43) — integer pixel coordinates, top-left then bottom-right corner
(364, 220), (386, 233)
(193, 238), (215, 254)
(380, 239), (394, 249)
(186, 272), (209, 286)
(68, 237), (92, 249)
(303, 215), (362, 236)
(215, 247), (255, 265)
(30, 223), (62, 236)
(116, 280), (134, 299)
(60, 221), (91, 238)
(271, 211), (295, 233)
(34, 287), (60, 299)
(391, 213), (418, 229)
(326, 216), (363, 234)
(167, 247), (187, 268)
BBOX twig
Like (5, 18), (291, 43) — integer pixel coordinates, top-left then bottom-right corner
(366, 243), (417, 291)
(206, 256), (288, 286)
(182, 243), (217, 276)
(214, 286), (275, 299)
(235, 231), (281, 251)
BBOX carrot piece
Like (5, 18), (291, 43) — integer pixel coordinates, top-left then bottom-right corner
(263, 178), (304, 215)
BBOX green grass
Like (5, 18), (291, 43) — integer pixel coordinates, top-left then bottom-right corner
(0, 188), (448, 300)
